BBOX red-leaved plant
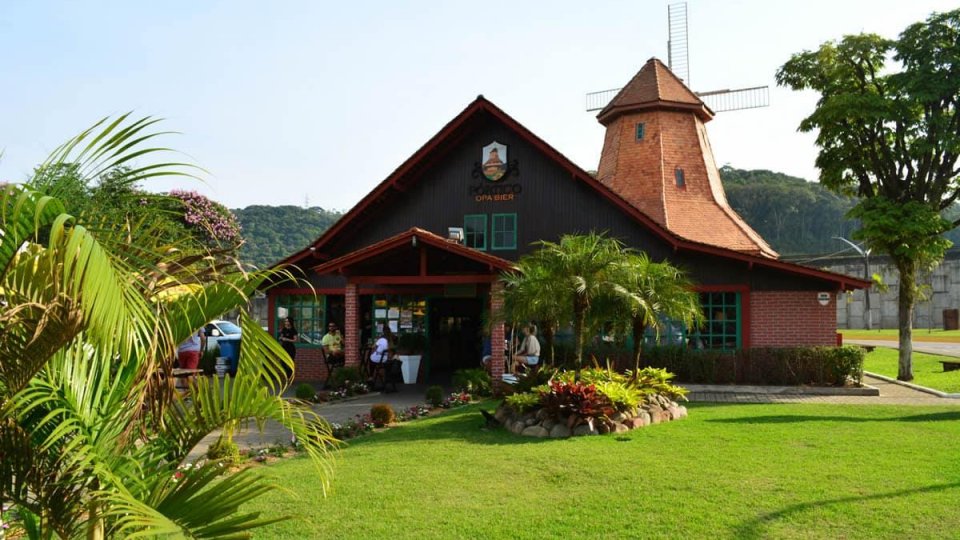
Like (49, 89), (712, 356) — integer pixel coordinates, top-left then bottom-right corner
(539, 381), (615, 430)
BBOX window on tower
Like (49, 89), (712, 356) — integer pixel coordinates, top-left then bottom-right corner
(635, 123), (645, 141)
(675, 167), (685, 188)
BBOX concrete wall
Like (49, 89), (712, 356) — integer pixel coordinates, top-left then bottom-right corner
(816, 250), (960, 329)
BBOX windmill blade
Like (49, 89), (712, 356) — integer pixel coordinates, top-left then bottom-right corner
(667, 2), (690, 84)
(585, 88), (621, 112)
(698, 86), (769, 112)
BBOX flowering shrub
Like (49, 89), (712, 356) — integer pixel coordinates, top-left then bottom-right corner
(169, 189), (242, 247)
(330, 414), (375, 440)
(323, 381), (369, 402)
(441, 391), (472, 408)
(395, 404), (432, 422)
(0, 502), (14, 539)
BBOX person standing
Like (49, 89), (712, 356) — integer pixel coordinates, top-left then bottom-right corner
(279, 317), (299, 360)
(177, 328), (206, 386)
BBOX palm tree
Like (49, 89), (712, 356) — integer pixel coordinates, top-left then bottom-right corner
(621, 253), (703, 367)
(0, 117), (334, 538)
(502, 233), (637, 373)
(499, 257), (569, 365)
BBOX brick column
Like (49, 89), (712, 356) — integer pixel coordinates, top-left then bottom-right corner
(345, 283), (359, 369)
(490, 281), (506, 392)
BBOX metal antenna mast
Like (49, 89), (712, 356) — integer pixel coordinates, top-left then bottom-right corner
(586, 1), (770, 113)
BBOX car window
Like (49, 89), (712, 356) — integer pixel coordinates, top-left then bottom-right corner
(217, 322), (242, 335)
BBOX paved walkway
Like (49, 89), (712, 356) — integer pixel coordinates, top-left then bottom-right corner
(188, 385), (431, 461)
(190, 367), (960, 460)
(686, 374), (956, 405)
(846, 338), (960, 358)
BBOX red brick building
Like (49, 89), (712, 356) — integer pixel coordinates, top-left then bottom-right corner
(268, 58), (868, 383)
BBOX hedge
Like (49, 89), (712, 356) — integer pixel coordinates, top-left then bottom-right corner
(640, 346), (865, 387)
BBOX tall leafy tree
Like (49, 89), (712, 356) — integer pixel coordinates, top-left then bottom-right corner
(0, 117), (334, 538)
(776, 8), (960, 381)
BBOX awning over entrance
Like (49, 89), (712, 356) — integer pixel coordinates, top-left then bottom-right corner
(311, 227), (514, 385)
(312, 227), (515, 283)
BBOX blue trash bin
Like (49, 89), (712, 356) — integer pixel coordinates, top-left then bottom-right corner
(217, 336), (241, 375)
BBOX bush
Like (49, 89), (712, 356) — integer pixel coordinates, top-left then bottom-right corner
(328, 366), (362, 390)
(200, 345), (220, 375)
(512, 367), (555, 394)
(641, 345), (865, 386)
(425, 385), (444, 407)
(594, 381), (640, 413)
(295, 383), (316, 400)
(207, 437), (241, 465)
(452, 368), (492, 396)
(505, 392), (539, 413)
(369, 403), (396, 427)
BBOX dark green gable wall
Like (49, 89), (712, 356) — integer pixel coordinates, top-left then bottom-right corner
(313, 112), (837, 291)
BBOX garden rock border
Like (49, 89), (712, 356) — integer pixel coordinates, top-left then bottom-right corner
(494, 393), (687, 438)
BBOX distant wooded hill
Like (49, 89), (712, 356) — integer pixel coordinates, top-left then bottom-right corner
(231, 168), (960, 267)
(233, 205), (343, 268)
(720, 166), (859, 256)
(721, 166), (960, 256)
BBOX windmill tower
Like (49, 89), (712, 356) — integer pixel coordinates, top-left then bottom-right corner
(585, 2), (769, 113)
(589, 3), (777, 259)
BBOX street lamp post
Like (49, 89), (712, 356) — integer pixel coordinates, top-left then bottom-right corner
(834, 236), (872, 330)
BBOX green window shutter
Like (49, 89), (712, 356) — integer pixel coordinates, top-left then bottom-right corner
(692, 292), (741, 351)
(463, 214), (487, 250)
(491, 213), (517, 250)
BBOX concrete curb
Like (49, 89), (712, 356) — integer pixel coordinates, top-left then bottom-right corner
(864, 371), (960, 399)
(682, 383), (880, 397)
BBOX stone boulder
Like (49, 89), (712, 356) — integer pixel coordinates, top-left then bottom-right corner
(521, 425), (550, 438)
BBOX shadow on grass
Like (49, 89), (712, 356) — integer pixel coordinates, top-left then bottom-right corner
(341, 403), (568, 448)
(708, 410), (960, 424)
(733, 482), (960, 539)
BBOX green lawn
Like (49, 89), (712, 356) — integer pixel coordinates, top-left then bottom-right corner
(864, 348), (960, 393)
(246, 402), (960, 539)
(842, 328), (960, 343)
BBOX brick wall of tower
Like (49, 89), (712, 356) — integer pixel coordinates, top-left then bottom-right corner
(750, 291), (837, 347)
(597, 111), (667, 225)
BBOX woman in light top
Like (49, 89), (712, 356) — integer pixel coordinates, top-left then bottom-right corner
(370, 325), (394, 364)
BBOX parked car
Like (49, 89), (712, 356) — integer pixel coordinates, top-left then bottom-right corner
(204, 320), (242, 352)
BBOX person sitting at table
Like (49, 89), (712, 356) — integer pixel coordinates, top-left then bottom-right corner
(370, 325), (394, 364)
(322, 321), (345, 366)
(176, 328), (206, 387)
(511, 324), (541, 375)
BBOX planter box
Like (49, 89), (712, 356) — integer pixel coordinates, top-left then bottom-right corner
(397, 355), (421, 384)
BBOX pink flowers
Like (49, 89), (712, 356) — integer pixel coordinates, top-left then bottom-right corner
(169, 189), (241, 246)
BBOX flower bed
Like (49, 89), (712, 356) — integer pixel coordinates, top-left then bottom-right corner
(496, 366), (687, 438)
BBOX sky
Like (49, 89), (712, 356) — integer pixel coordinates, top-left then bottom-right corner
(0, 0), (956, 211)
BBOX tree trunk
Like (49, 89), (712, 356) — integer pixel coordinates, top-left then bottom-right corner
(632, 316), (645, 369)
(896, 259), (917, 381)
(573, 305), (586, 377)
(542, 322), (555, 366)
